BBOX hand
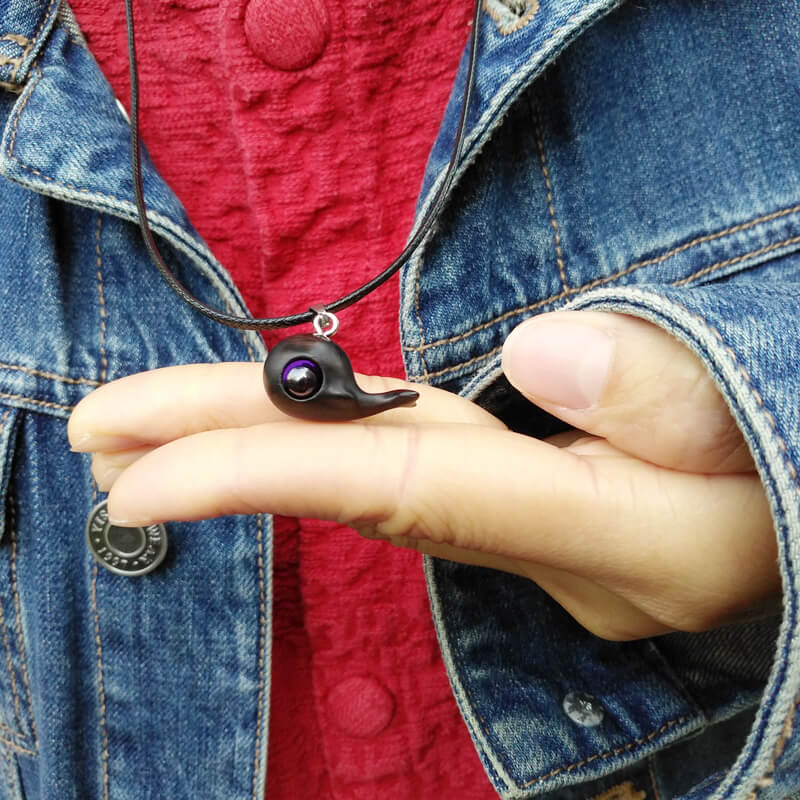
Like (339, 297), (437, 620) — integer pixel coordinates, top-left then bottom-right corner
(68, 311), (778, 640)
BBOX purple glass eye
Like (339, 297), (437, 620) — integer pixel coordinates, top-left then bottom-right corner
(281, 358), (322, 399)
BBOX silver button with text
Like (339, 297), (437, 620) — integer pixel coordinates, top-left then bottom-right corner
(86, 500), (167, 576)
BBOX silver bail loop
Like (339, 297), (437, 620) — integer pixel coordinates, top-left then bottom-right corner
(310, 306), (340, 339)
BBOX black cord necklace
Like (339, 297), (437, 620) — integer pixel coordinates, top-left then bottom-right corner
(124, 0), (481, 421)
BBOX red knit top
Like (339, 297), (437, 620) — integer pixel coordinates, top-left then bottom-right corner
(71, 1), (495, 797)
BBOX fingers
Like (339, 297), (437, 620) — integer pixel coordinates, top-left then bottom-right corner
(69, 363), (271, 452)
(105, 423), (594, 573)
(102, 417), (777, 637)
(103, 420), (772, 589)
(68, 362), (502, 453)
(356, 531), (675, 640)
(104, 421), (654, 580)
(502, 311), (752, 472)
(92, 446), (154, 490)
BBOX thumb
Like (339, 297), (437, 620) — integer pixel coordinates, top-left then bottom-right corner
(501, 311), (752, 472)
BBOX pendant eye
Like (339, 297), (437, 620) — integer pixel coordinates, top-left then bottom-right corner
(281, 358), (322, 399)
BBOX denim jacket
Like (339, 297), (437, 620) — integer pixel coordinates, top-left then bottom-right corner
(0, 1), (799, 798)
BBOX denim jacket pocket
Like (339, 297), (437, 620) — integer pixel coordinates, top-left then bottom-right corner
(629, 203), (800, 293)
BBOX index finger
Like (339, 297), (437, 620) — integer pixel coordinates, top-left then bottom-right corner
(68, 362), (503, 452)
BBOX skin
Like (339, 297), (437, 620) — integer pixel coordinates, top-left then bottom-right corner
(68, 311), (779, 641)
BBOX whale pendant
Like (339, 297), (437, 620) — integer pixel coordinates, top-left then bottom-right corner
(263, 311), (419, 422)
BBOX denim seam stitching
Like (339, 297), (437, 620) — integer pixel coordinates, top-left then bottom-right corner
(0, 34), (31, 87)
(9, 522), (37, 748)
(578, 290), (800, 504)
(6, 66), (41, 164)
(0, 727), (24, 748)
(6, 68), (154, 211)
(519, 715), (690, 788)
(0, 363), (100, 388)
(0, 739), (33, 760)
(672, 235), (800, 287)
(405, 202), (800, 355)
(563, 288), (799, 799)
(6, 78), (199, 258)
(414, 273), (430, 379)
(437, 561), (696, 790)
(95, 216), (108, 383)
(749, 692), (800, 798)
(419, 228), (800, 380)
(441, 606), (517, 782)
(533, 103), (568, 291)
(427, 345), (504, 380)
(422, 558), (513, 786)
(89, 472), (111, 800)
(28, 0), (57, 54)
(8, 44), (31, 85)
(90, 343), (111, 799)
(0, 393), (73, 413)
(0, 596), (24, 737)
(250, 513), (267, 800)
(0, 54), (24, 84)
(697, 317), (800, 499)
(407, 0), (597, 230)
(0, 0), (55, 85)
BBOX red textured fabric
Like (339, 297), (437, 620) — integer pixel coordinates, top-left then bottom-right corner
(71, 1), (497, 798)
(244, 0), (330, 70)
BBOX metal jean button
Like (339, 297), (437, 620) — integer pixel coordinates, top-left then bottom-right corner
(86, 500), (168, 576)
(562, 691), (605, 727)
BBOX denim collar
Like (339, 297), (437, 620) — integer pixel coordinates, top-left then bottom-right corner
(0, 1), (625, 280)
(0, 5), (256, 345)
(0, 18), (209, 268)
(0, 0), (59, 90)
(414, 0), (623, 216)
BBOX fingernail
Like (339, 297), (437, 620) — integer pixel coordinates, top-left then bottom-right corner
(92, 466), (121, 493)
(106, 506), (143, 527)
(106, 493), (144, 527)
(69, 431), (101, 452)
(502, 317), (615, 409)
(69, 432), (140, 453)
(108, 516), (137, 527)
